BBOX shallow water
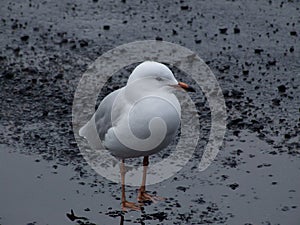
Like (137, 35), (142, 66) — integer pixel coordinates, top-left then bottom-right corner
(1, 130), (299, 224)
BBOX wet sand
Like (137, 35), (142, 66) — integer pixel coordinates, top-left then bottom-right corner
(0, 0), (299, 224)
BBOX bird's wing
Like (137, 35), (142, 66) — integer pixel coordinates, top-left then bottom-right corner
(79, 88), (123, 149)
(94, 88), (123, 140)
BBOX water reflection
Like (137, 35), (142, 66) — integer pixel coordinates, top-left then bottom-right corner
(66, 156), (167, 224)
(66, 209), (88, 222)
(120, 215), (124, 225)
(66, 209), (168, 225)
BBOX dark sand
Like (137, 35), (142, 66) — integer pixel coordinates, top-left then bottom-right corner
(0, 0), (299, 224)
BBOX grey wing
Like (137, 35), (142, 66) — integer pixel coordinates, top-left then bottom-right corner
(78, 88), (122, 149)
(94, 89), (122, 140)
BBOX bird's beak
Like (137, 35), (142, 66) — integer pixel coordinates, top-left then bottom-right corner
(178, 82), (196, 92)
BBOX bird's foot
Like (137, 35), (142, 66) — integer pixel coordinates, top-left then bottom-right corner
(137, 191), (165, 204)
(121, 201), (141, 211)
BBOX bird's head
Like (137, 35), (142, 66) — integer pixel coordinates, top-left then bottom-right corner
(127, 61), (195, 93)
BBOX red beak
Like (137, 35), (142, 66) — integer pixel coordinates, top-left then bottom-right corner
(178, 82), (195, 92)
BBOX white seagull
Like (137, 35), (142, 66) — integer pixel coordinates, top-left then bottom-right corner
(79, 61), (195, 211)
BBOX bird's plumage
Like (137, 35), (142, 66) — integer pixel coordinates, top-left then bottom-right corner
(79, 61), (181, 159)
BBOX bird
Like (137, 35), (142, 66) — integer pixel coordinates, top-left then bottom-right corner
(79, 61), (195, 211)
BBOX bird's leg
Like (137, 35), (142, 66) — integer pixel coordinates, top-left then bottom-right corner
(120, 159), (140, 211)
(138, 156), (165, 203)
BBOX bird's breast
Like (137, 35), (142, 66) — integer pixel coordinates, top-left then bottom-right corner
(126, 95), (181, 139)
(104, 93), (181, 158)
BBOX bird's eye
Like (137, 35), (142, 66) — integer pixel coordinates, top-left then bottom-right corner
(156, 77), (163, 81)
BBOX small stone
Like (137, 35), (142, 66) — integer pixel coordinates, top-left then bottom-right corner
(243, 70), (249, 75)
(233, 130), (240, 136)
(272, 98), (280, 106)
(20, 35), (29, 41)
(219, 28), (228, 34)
(193, 197), (206, 204)
(228, 183), (239, 190)
(11, 23), (18, 30)
(79, 39), (88, 47)
(234, 27), (240, 34)
(176, 186), (187, 192)
(236, 149), (243, 155)
(175, 202), (181, 207)
(267, 60), (276, 66)
(269, 151), (277, 155)
(195, 39), (201, 44)
(180, 5), (189, 10)
(3, 70), (14, 79)
(55, 73), (64, 79)
(254, 48), (264, 54)
(277, 85), (286, 93)
(103, 25), (110, 30)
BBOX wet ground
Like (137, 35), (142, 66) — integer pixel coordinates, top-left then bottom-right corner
(0, 0), (299, 224)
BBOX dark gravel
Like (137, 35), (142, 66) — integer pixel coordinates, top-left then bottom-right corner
(0, 0), (299, 224)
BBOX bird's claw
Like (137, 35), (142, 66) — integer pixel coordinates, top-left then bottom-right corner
(122, 201), (141, 211)
(137, 191), (165, 204)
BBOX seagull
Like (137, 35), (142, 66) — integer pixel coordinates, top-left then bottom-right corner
(79, 61), (195, 211)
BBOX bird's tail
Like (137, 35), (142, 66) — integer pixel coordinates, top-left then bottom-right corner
(79, 115), (103, 150)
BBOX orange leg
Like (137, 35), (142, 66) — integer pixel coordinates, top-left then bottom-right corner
(120, 159), (140, 211)
(137, 156), (165, 203)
